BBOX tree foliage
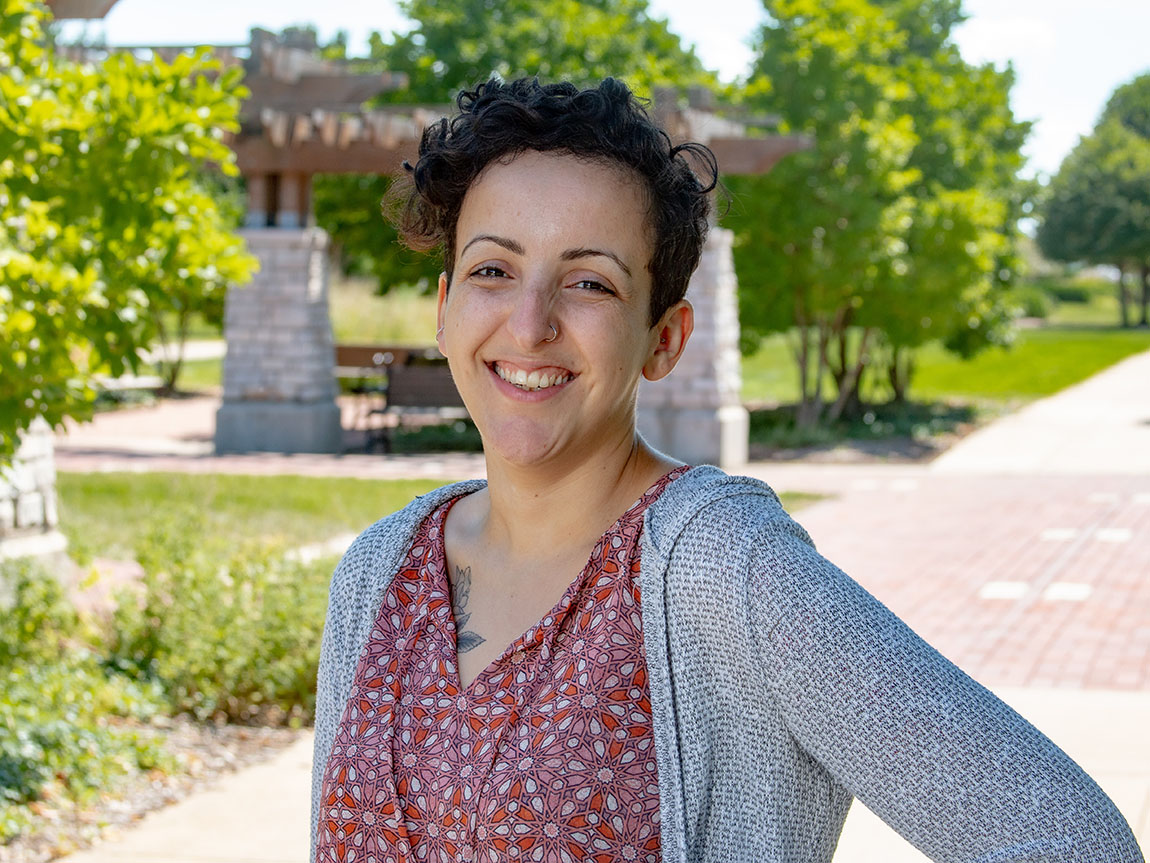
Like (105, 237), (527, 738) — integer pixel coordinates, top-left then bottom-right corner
(312, 0), (720, 293)
(0, 0), (256, 461)
(1037, 101), (1150, 327)
(1101, 73), (1150, 140)
(726, 0), (1027, 420)
(369, 0), (717, 102)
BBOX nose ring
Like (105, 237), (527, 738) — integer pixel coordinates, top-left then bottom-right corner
(543, 323), (558, 343)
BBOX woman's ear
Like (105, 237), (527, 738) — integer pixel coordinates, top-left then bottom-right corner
(435, 272), (449, 355)
(643, 299), (693, 382)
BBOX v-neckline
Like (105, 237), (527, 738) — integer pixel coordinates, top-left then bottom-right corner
(436, 465), (688, 698)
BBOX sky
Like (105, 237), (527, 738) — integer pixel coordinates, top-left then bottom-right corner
(56, 0), (1150, 179)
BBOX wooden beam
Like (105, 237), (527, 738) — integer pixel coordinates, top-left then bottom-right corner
(45, 0), (119, 18)
(233, 138), (418, 175)
(708, 135), (814, 176)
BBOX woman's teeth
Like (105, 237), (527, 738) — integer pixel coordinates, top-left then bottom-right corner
(495, 364), (572, 391)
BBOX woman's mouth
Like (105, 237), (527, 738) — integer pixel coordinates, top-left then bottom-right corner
(492, 362), (574, 392)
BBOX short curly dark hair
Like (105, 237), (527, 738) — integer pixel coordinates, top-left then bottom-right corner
(391, 77), (718, 326)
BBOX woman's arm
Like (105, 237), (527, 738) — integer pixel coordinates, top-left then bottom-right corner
(746, 513), (1144, 862)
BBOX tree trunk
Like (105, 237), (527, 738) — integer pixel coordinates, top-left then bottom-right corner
(796, 321), (830, 430)
(791, 315), (811, 417)
(887, 345), (915, 403)
(827, 327), (872, 423)
(1140, 262), (1149, 328)
(159, 309), (190, 395)
(888, 346), (905, 403)
(825, 306), (852, 393)
(1118, 263), (1131, 329)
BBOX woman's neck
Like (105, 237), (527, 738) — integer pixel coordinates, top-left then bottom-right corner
(470, 433), (678, 562)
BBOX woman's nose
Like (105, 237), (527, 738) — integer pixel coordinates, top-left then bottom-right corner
(505, 283), (557, 348)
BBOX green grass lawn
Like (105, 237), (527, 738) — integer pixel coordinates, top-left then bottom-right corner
(168, 357), (222, 391)
(908, 327), (1150, 400)
(741, 325), (1150, 405)
(329, 276), (438, 345)
(57, 472), (819, 564)
(57, 473), (442, 563)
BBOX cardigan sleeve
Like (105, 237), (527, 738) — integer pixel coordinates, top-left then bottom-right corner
(745, 512), (1144, 862)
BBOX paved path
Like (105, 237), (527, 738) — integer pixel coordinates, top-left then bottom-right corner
(52, 349), (1150, 860)
(930, 347), (1150, 475)
(139, 338), (228, 365)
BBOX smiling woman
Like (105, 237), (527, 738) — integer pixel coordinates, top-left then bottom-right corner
(436, 151), (683, 472)
(309, 79), (1144, 863)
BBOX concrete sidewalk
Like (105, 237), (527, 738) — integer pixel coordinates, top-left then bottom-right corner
(931, 347), (1150, 475)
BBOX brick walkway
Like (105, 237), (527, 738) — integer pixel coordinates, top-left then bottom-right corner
(749, 471), (1150, 691)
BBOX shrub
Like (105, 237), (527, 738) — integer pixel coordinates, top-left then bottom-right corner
(1007, 285), (1053, 319)
(1028, 276), (1105, 305)
(0, 561), (169, 843)
(106, 515), (331, 724)
(1045, 284), (1092, 304)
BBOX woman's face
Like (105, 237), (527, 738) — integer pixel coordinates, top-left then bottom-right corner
(437, 149), (690, 469)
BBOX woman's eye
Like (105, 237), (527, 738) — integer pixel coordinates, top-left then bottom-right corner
(471, 265), (507, 279)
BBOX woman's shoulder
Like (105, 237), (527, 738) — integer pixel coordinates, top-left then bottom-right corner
(644, 465), (808, 556)
(331, 479), (487, 594)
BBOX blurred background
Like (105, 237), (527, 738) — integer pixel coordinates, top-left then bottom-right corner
(2, 0), (1148, 860)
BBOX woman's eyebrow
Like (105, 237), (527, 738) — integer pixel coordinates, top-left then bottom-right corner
(460, 234), (524, 256)
(560, 247), (633, 278)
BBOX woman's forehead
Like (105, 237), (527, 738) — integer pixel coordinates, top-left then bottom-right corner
(456, 151), (654, 253)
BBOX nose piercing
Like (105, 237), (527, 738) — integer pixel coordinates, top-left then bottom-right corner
(543, 323), (558, 343)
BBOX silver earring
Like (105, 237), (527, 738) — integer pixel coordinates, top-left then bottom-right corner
(544, 323), (558, 343)
(437, 325), (445, 339)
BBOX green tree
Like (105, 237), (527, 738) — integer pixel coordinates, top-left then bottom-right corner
(0, 0), (256, 461)
(1098, 72), (1150, 322)
(728, 0), (1027, 422)
(312, 0), (720, 294)
(1101, 73), (1150, 139)
(1037, 119), (1150, 327)
(370, 0), (717, 102)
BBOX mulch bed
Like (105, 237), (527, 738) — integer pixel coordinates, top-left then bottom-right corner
(0, 720), (301, 863)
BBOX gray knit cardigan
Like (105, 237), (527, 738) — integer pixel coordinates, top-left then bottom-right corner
(311, 466), (1143, 862)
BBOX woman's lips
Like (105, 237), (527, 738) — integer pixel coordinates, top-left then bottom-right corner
(491, 361), (574, 392)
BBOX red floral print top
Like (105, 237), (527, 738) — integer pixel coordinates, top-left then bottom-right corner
(315, 467), (688, 863)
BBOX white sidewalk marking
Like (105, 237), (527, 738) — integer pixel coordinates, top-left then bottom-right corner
(1043, 582), (1092, 602)
(979, 581), (1029, 600)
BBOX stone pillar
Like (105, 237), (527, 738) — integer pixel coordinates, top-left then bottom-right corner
(215, 228), (342, 453)
(637, 227), (748, 469)
(245, 173), (269, 228)
(278, 173), (304, 229)
(0, 418), (67, 561)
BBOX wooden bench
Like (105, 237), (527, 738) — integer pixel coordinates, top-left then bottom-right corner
(333, 345), (468, 452)
(369, 359), (469, 452)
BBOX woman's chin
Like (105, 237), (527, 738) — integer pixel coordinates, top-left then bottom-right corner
(480, 418), (570, 468)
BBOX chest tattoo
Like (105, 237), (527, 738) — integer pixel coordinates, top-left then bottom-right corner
(451, 564), (487, 653)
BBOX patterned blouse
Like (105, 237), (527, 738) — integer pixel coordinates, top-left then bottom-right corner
(315, 467), (688, 863)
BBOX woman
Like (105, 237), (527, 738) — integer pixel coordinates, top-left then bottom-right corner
(311, 78), (1143, 863)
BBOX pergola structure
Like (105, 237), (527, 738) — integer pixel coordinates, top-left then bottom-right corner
(44, 0), (119, 18)
(216, 33), (810, 463)
(228, 28), (419, 229)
